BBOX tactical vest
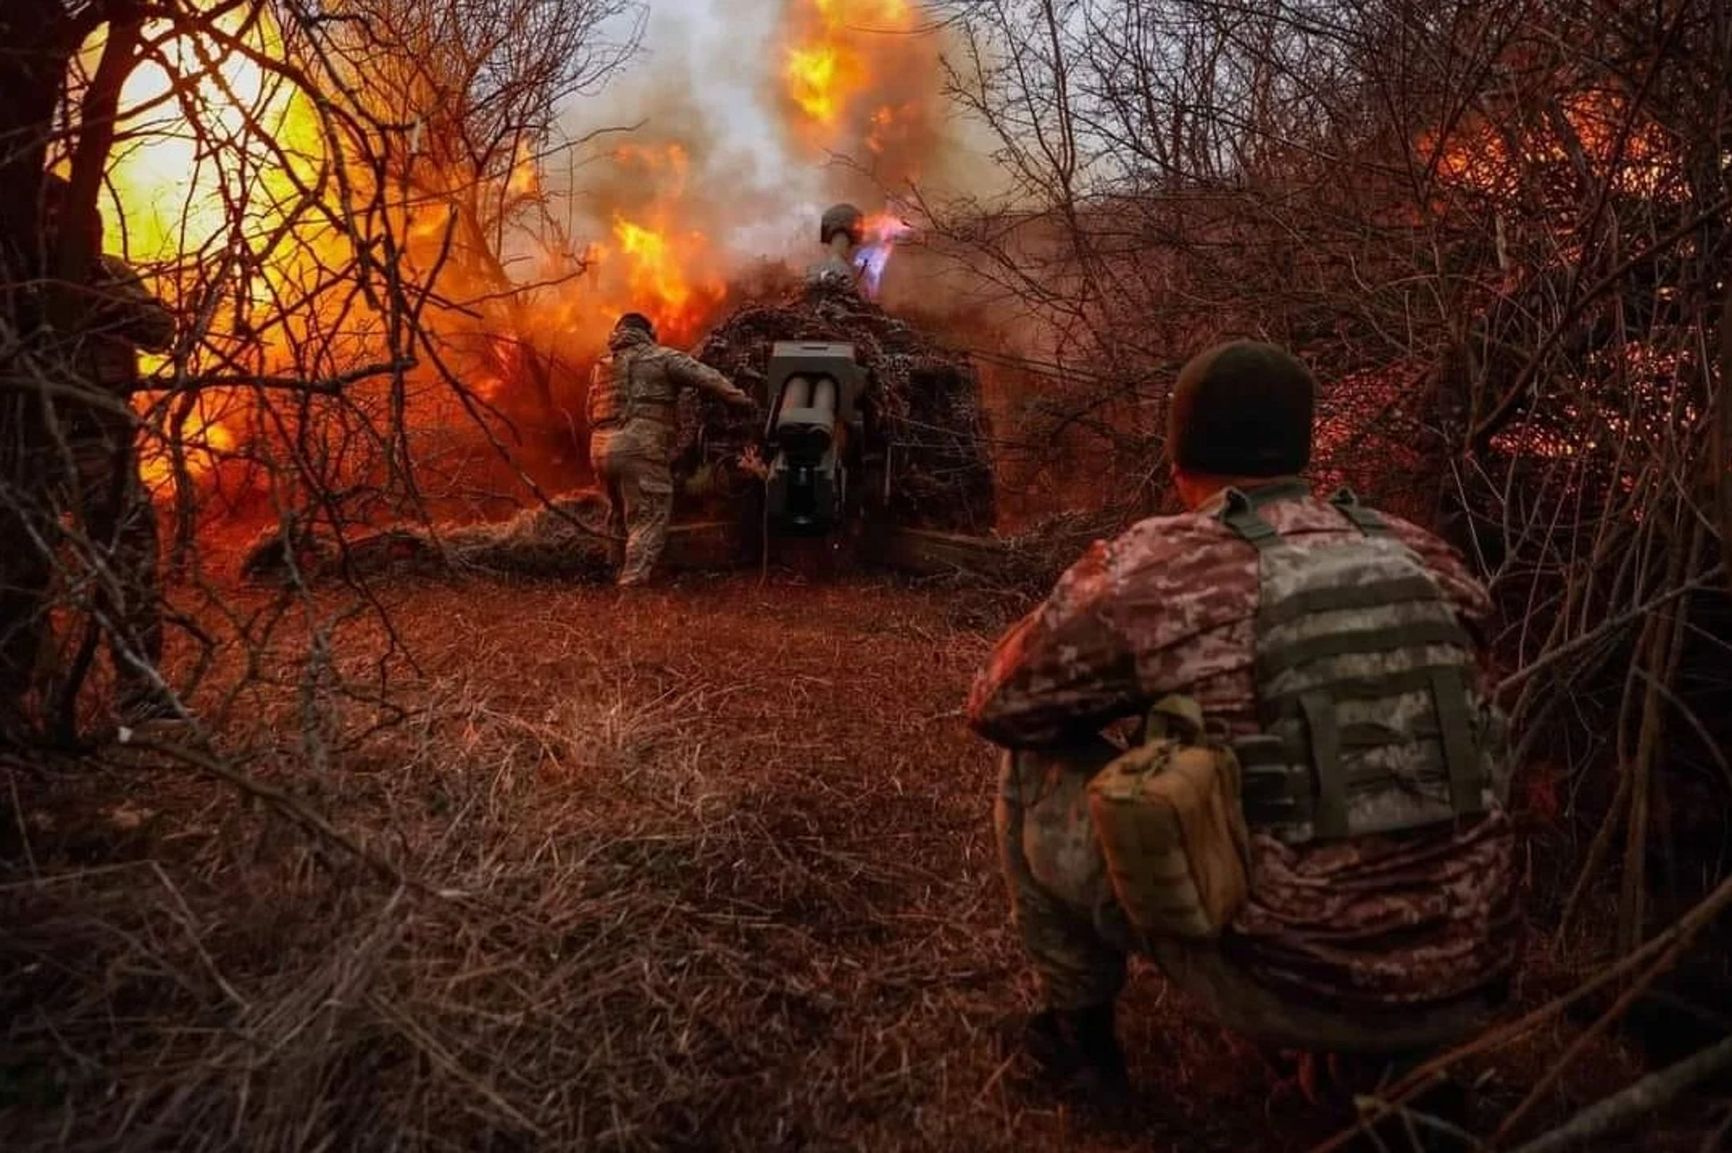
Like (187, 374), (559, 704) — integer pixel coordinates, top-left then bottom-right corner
(1223, 482), (1506, 844)
(588, 347), (678, 430)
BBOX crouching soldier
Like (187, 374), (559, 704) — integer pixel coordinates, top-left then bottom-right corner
(968, 341), (1518, 1118)
(587, 312), (756, 587)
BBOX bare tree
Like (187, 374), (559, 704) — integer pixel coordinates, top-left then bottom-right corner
(0, 0), (637, 741)
(929, 0), (1730, 951)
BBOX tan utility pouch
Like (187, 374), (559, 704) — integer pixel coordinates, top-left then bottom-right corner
(1087, 696), (1252, 940)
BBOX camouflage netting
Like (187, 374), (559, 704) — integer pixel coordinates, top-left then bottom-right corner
(679, 282), (998, 533)
(240, 492), (614, 584)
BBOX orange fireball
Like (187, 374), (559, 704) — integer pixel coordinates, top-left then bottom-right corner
(782, 0), (919, 140)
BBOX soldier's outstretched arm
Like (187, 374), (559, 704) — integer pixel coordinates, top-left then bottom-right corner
(967, 539), (1139, 749)
(95, 256), (175, 354)
(669, 352), (754, 409)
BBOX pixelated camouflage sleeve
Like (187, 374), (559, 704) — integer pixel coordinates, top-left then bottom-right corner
(967, 539), (1141, 749)
(668, 351), (749, 406)
(94, 255), (174, 353)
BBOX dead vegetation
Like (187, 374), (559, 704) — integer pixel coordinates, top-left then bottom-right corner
(238, 490), (615, 583)
(3, 0), (1730, 1149)
(5, 576), (1713, 1153)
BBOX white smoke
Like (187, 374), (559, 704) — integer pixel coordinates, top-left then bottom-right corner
(556, 0), (852, 268)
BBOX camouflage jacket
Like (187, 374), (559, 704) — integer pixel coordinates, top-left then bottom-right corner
(588, 326), (749, 439)
(60, 255), (175, 445)
(969, 483), (1519, 1009)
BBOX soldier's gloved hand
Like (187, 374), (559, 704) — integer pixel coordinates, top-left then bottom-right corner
(737, 443), (769, 479)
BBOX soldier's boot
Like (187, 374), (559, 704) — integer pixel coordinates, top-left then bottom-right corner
(1017, 1003), (1133, 1120)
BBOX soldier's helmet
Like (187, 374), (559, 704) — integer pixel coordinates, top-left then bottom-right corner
(819, 203), (865, 248)
(1168, 341), (1314, 477)
(615, 311), (655, 338)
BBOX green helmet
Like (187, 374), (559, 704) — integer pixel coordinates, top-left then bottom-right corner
(820, 203), (864, 248)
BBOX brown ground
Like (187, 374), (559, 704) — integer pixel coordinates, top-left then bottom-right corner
(0, 572), (1712, 1151)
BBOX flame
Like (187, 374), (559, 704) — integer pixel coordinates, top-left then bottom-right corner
(97, 10), (323, 285)
(507, 138), (542, 200)
(852, 210), (913, 297)
(611, 217), (725, 333)
(64, 0), (955, 522)
(562, 144), (727, 346)
(782, 0), (920, 144)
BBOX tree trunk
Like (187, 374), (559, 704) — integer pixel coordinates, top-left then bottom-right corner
(0, 2), (86, 729)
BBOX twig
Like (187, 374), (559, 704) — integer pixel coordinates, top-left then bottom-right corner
(1308, 870), (1732, 1153)
(1505, 1035), (1732, 1153)
(124, 734), (426, 895)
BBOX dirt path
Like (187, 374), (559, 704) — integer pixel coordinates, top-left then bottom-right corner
(4, 573), (1642, 1151)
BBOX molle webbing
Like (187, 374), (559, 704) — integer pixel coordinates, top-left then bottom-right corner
(1432, 664), (1484, 816)
(1237, 666), (1485, 832)
(1220, 486), (1490, 842)
(1254, 617), (1473, 679)
(1298, 690), (1348, 838)
(1254, 574), (1446, 628)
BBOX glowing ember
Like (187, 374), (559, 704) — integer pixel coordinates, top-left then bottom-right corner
(1420, 91), (1673, 202)
(137, 403), (239, 495)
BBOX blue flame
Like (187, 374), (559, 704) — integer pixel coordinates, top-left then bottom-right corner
(853, 243), (895, 298)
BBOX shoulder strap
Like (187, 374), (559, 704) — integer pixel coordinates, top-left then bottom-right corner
(1328, 487), (1388, 536)
(1216, 479), (1311, 551)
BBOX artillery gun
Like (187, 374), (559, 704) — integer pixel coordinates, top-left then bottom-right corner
(760, 340), (871, 535)
(660, 219), (1010, 578)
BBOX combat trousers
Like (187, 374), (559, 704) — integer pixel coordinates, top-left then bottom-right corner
(68, 440), (165, 696)
(996, 746), (1493, 1055)
(589, 421), (674, 587)
(4, 437), (164, 714)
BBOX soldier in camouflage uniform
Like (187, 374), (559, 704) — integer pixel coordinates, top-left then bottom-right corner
(587, 312), (755, 586)
(805, 203), (864, 292)
(40, 175), (178, 722)
(969, 341), (1517, 1110)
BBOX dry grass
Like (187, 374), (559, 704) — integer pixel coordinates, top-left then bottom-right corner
(0, 574), (1712, 1152)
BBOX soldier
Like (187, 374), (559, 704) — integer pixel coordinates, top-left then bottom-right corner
(38, 174), (178, 723)
(969, 341), (1517, 1119)
(587, 312), (755, 587)
(805, 203), (864, 292)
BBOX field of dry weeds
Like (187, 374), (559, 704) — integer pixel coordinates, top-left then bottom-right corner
(0, 573), (1706, 1152)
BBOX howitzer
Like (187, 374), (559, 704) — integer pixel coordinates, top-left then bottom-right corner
(760, 341), (866, 534)
(663, 336), (1007, 576)
(658, 203), (1007, 577)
